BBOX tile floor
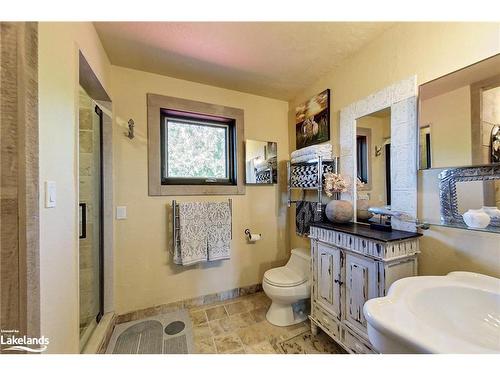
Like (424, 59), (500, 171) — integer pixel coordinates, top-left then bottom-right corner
(189, 292), (342, 354)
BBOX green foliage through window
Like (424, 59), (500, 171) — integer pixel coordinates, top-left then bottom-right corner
(166, 120), (228, 179)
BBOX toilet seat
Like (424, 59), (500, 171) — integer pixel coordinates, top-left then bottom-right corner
(264, 267), (306, 287)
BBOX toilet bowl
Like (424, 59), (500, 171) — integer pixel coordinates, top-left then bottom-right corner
(262, 248), (311, 326)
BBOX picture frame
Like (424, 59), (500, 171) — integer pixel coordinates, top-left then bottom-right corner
(295, 89), (330, 149)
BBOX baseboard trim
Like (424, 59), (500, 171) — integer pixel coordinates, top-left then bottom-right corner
(114, 283), (263, 326)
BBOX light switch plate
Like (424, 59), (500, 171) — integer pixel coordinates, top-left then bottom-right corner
(45, 181), (56, 208)
(116, 206), (127, 220)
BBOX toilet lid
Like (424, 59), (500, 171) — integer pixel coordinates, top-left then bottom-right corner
(264, 267), (307, 287)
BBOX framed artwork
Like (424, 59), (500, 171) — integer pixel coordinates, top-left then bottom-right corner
(295, 89), (330, 149)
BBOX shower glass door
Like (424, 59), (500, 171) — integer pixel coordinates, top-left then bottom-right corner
(78, 87), (104, 348)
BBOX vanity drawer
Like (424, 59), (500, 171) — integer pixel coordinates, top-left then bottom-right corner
(312, 303), (341, 339)
(343, 328), (376, 354)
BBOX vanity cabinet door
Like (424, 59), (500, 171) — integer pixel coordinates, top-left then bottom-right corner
(344, 253), (379, 336)
(315, 243), (342, 319)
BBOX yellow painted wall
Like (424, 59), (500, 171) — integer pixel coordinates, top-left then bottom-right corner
(110, 66), (289, 314)
(419, 85), (472, 168)
(289, 22), (500, 278)
(39, 22), (112, 353)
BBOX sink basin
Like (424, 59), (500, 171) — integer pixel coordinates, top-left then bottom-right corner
(363, 272), (500, 353)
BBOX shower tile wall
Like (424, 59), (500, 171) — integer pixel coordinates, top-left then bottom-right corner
(79, 88), (100, 332)
(0, 22), (40, 340)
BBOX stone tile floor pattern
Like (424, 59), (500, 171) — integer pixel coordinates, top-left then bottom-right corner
(189, 292), (344, 354)
(278, 331), (347, 354)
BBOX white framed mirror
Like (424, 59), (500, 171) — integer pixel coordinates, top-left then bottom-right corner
(340, 76), (418, 231)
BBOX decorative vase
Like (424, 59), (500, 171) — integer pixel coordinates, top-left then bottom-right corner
(462, 209), (491, 229)
(482, 206), (500, 220)
(325, 200), (353, 224)
(356, 199), (374, 220)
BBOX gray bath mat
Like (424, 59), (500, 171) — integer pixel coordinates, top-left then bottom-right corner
(106, 309), (194, 354)
(164, 335), (188, 354)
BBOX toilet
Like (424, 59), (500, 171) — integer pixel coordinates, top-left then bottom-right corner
(262, 248), (311, 326)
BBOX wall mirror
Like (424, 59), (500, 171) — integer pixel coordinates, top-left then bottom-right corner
(356, 108), (392, 217)
(418, 53), (500, 169)
(245, 140), (277, 184)
(418, 165), (500, 234)
(340, 76), (418, 232)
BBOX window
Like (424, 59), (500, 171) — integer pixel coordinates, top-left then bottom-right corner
(357, 135), (368, 184)
(160, 111), (236, 185)
(147, 93), (245, 196)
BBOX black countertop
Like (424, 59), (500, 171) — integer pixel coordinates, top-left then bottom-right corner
(311, 221), (422, 242)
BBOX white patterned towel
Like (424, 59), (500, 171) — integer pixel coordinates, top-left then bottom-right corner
(291, 152), (331, 164)
(290, 143), (332, 160)
(207, 201), (232, 261)
(174, 202), (209, 266)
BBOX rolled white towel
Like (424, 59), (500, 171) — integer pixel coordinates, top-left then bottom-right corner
(291, 151), (332, 164)
(291, 143), (332, 159)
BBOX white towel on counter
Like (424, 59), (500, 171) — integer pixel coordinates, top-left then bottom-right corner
(174, 202), (208, 266)
(207, 201), (231, 261)
(290, 143), (332, 160)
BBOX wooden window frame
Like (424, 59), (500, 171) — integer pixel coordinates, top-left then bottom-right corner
(147, 93), (245, 196)
(160, 113), (236, 185)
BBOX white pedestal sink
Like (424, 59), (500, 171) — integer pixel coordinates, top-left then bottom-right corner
(363, 272), (500, 353)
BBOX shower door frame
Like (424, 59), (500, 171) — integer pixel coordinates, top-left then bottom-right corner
(95, 104), (105, 323)
(79, 51), (114, 352)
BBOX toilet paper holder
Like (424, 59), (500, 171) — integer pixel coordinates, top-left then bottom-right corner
(244, 229), (262, 242)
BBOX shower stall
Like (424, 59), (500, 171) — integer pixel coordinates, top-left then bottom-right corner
(78, 86), (104, 348)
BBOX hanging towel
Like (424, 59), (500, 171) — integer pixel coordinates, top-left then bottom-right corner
(207, 201), (232, 261)
(291, 163), (336, 188)
(296, 201), (323, 236)
(174, 202), (209, 266)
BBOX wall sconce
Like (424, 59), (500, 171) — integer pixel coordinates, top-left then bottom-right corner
(375, 145), (382, 157)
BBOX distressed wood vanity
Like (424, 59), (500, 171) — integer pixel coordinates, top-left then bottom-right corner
(309, 222), (422, 354)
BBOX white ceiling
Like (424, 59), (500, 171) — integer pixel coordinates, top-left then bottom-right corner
(94, 22), (393, 101)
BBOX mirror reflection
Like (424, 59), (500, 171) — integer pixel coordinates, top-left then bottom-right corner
(245, 140), (277, 184)
(455, 180), (494, 214)
(418, 167), (500, 233)
(418, 53), (500, 169)
(355, 108), (391, 221)
(455, 179), (500, 231)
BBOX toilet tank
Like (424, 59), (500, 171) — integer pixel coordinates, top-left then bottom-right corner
(286, 248), (311, 277)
